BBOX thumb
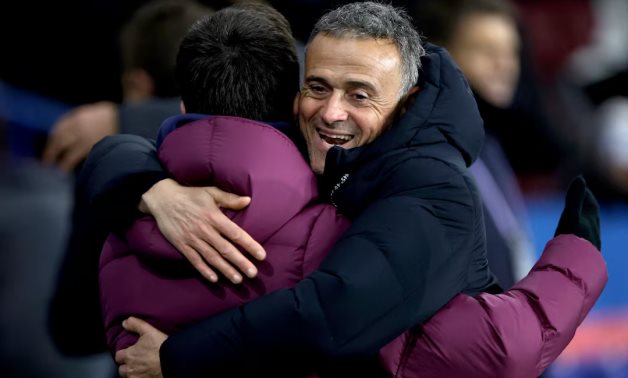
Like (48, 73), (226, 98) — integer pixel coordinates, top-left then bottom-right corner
(122, 317), (154, 336)
(564, 175), (586, 215)
(207, 187), (251, 210)
(583, 187), (602, 251)
(555, 175), (586, 238)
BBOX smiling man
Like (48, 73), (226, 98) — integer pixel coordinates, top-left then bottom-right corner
(297, 34), (419, 174)
(50, 2), (609, 377)
(65, 2), (502, 376)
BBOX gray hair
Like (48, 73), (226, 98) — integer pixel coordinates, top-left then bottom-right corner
(308, 1), (425, 96)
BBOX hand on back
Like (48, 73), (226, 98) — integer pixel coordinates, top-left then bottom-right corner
(140, 179), (266, 283)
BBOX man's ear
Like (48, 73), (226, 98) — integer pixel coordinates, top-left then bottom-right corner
(407, 86), (420, 97)
(293, 92), (301, 120)
(179, 101), (186, 114)
(400, 86), (420, 115)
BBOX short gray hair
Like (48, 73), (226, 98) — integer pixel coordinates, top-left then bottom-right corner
(308, 1), (425, 96)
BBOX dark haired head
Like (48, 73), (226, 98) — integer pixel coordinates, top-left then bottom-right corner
(120, 0), (213, 98)
(176, 3), (299, 122)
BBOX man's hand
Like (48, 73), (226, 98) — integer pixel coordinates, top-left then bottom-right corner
(115, 317), (167, 378)
(141, 179), (267, 284)
(43, 101), (119, 172)
(554, 175), (602, 250)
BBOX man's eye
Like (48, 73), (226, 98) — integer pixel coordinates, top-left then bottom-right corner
(309, 85), (327, 95)
(351, 92), (369, 103)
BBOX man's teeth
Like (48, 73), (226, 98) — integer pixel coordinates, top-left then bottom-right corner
(318, 131), (354, 145)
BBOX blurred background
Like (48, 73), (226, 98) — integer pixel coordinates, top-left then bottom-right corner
(0, 0), (626, 377)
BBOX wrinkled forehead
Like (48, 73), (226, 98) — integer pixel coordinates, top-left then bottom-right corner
(305, 32), (400, 58)
(304, 34), (403, 84)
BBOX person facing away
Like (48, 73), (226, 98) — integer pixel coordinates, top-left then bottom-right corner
(415, 0), (565, 183)
(80, 2), (604, 377)
(99, 0), (327, 353)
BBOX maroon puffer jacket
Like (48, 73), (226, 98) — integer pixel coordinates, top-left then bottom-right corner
(99, 116), (349, 353)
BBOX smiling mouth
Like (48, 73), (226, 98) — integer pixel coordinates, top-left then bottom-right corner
(318, 129), (354, 146)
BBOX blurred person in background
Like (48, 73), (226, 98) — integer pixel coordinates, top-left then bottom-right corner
(0, 1), (147, 376)
(414, 0), (537, 288)
(47, 0), (214, 359)
(0, 1), (231, 377)
(416, 0), (568, 194)
(42, 0), (214, 173)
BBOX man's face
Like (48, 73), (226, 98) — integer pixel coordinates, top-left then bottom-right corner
(295, 34), (406, 174)
(448, 13), (520, 108)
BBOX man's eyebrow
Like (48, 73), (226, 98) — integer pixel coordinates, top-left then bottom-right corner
(304, 76), (329, 85)
(305, 76), (377, 93)
(345, 80), (377, 93)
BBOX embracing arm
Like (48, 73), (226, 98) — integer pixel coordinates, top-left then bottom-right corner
(79, 134), (265, 282)
(159, 192), (471, 377)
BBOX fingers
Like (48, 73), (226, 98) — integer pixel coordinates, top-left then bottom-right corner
(147, 183), (266, 283)
(177, 244), (219, 282)
(42, 118), (75, 166)
(215, 215), (266, 261)
(115, 348), (128, 366)
(207, 190), (266, 261)
(565, 175), (586, 216)
(57, 142), (89, 172)
(122, 317), (153, 335)
(118, 364), (129, 378)
(178, 229), (261, 284)
(192, 243), (245, 284)
(566, 175), (585, 202)
(171, 223), (255, 283)
(43, 118), (88, 172)
(209, 186), (252, 210)
(583, 188), (600, 216)
(202, 187), (267, 273)
(188, 228), (253, 282)
(583, 187), (602, 250)
(43, 103), (118, 171)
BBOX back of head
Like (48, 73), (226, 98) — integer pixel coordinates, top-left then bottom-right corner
(309, 1), (425, 96)
(120, 0), (214, 98)
(177, 3), (299, 122)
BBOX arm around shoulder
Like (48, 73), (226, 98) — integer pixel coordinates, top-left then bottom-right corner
(158, 194), (470, 376)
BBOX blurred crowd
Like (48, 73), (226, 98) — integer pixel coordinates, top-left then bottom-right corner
(1, 0), (626, 377)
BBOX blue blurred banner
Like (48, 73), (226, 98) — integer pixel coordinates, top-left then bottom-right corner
(0, 81), (71, 158)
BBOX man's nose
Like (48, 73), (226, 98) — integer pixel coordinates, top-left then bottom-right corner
(321, 92), (349, 124)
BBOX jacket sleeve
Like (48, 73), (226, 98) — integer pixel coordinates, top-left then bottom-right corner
(160, 190), (473, 377)
(394, 234), (607, 378)
(510, 234), (607, 375)
(77, 134), (168, 233)
(48, 135), (166, 355)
